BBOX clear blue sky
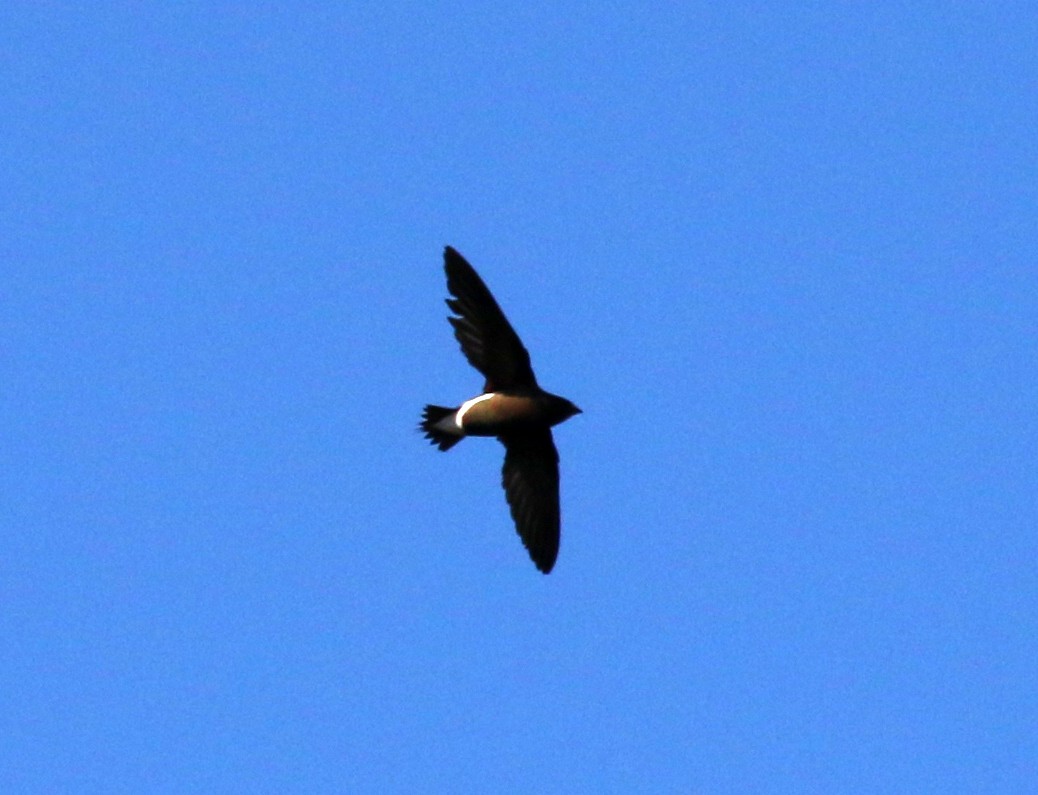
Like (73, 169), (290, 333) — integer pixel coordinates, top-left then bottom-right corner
(3, 5), (1035, 792)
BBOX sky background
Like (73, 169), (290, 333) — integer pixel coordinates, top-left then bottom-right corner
(2, 4), (1036, 792)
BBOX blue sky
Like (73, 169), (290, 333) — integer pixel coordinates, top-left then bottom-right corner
(2, 4), (1036, 792)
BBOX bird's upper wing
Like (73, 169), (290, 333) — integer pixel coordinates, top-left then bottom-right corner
(443, 246), (537, 391)
(500, 429), (560, 573)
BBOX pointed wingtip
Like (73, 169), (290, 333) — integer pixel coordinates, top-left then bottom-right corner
(443, 245), (468, 278)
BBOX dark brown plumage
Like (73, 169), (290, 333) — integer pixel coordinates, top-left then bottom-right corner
(420, 246), (581, 573)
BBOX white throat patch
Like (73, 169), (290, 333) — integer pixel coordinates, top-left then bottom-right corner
(455, 392), (496, 428)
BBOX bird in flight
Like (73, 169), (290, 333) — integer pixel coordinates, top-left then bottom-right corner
(420, 246), (581, 573)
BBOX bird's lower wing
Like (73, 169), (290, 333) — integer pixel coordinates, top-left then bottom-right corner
(500, 429), (561, 573)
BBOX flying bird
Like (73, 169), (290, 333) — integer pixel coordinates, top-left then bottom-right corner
(420, 246), (581, 573)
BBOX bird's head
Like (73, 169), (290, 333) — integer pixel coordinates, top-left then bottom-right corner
(545, 394), (582, 427)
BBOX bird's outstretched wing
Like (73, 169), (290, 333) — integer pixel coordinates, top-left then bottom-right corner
(444, 246), (537, 391)
(500, 429), (560, 573)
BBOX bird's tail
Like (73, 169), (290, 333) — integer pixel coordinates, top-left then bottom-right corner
(420, 405), (464, 451)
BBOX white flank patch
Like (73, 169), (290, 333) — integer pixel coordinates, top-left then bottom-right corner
(455, 393), (496, 429)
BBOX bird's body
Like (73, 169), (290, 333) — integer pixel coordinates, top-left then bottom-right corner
(420, 247), (581, 573)
(423, 390), (578, 443)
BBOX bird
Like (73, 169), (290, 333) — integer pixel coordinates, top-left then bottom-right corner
(420, 246), (581, 573)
